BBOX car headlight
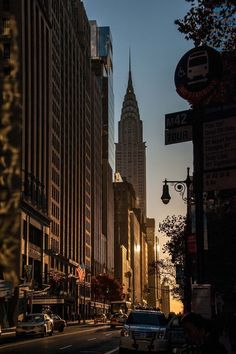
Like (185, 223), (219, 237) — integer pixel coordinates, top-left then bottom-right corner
(121, 328), (130, 337)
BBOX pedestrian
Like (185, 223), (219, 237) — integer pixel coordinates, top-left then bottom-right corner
(77, 312), (81, 325)
(181, 312), (227, 354)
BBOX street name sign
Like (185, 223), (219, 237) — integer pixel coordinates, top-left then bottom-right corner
(165, 109), (193, 145)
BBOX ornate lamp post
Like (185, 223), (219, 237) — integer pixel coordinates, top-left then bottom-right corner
(161, 167), (193, 313)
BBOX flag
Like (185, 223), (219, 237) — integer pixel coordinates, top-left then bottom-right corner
(76, 264), (85, 283)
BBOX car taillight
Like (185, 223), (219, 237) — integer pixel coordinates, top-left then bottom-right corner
(121, 328), (130, 337)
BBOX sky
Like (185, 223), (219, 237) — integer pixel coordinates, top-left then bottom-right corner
(83, 0), (194, 311)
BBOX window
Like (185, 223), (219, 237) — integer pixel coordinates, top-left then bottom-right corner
(2, 0), (10, 11)
(2, 18), (10, 35)
(3, 42), (10, 59)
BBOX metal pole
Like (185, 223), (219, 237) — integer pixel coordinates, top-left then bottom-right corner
(184, 167), (192, 313)
(83, 274), (86, 324)
(192, 107), (205, 283)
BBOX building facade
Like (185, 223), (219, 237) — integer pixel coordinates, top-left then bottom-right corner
(90, 21), (114, 275)
(146, 218), (161, 308)
(113, 179), (137, 302)
(0, 0), (92, 322)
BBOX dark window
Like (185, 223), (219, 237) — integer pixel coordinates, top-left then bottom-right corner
(2, 0), (10, 11)
(29, 224), (42, 247)
(3, 66), (11, 75)
(3, 42), (10, 58)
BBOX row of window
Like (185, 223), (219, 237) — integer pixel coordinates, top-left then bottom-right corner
(52, 167), (60, 186)
(51, 220), (59, 237)
(51, 201), (60, 219)
(51, 184), (60, 203)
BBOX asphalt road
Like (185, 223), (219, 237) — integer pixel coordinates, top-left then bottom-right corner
(0, 324), (120, 354)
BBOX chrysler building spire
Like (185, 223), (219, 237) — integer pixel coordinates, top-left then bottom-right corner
(115, 54), (146, 218)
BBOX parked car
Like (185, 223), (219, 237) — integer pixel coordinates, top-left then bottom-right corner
(110, 313), (128, 328)
(165, 315), (186, 352)
(119, 310), (167, 353)
(94, 313), (107, 324)
(49, 314), (66, 332)
(16, 313), (53, 337)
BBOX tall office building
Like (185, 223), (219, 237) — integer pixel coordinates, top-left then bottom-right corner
(0, 0), (92, 321)
(116, 57), (146, 219)
(90, 21), (114, 275)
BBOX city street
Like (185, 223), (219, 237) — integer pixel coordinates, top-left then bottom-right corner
(0, 324), (120, 354)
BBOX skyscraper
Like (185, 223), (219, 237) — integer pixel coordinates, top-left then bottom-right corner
(90, 21), (114, 275)
(116, 56), (146, 219)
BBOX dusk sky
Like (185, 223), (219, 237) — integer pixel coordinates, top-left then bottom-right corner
(83, 0), (194, 262)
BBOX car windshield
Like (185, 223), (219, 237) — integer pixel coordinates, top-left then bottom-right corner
(23, 315), (44, 322)
(126, 312), (166, 326)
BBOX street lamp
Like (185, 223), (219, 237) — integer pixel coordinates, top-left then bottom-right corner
(161, 167), (192, 313)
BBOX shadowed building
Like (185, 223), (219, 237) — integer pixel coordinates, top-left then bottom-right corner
(90, 21), (114, 276)
(0, 0), (92, 320)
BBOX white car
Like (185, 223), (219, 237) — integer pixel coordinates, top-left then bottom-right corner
(119, 310), (168, 353)
(16, 313), (53, 337)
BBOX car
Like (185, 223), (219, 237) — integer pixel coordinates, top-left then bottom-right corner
(110, 313), (128, 328)
(16, 313), (53, 337)
(49, 314), (66, 332)
(94, 313), (107, 324)
(165, 315), (186, 352)
(119, 310), (168, 353)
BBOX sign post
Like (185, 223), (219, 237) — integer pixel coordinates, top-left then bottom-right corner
(173, 45), (222, 285)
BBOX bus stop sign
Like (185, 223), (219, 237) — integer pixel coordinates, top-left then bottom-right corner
(175, 46), (222, 105)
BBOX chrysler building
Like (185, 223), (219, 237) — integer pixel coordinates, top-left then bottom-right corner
(115, 57), (146, 219)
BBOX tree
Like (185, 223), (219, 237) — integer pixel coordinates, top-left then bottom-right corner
(91, 274), (123, 302)
(148, 258), (184, 302)
(175, 0), (236, 50)
(149, 215), (186, 302)
(159, 215), (186, 265)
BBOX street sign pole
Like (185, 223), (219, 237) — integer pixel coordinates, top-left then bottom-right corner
(192, 107), (205, 284)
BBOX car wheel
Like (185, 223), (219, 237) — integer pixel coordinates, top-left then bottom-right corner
(111, 325), (115, 329)
(41, 328), (46, 337)
(49, 326), (53, 336)
(58, 326), (64, 332)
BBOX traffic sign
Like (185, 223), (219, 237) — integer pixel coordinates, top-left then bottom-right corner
(165, 109), (193, 129)
(165, 125), (192, 145)
(175, 46), (222, 105)
(165, 109), (193, 145)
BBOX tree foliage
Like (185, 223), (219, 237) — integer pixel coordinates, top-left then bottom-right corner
(159, 215), (186, 266)
(175, 0), (236, 50)
(149, 258), (184, 302)
(91, 274), (123, 302)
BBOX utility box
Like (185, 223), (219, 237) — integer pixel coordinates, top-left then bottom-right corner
(191, 284), (213, 319)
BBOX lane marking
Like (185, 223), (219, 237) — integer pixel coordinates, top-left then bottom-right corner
(0, 327), (105, 351)
(88, 337), (96, 341)
(104, 347), (119, 354)
(60, 345), (72, 350)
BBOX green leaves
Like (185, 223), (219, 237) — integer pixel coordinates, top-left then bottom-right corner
(175, 0), (236, 50)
